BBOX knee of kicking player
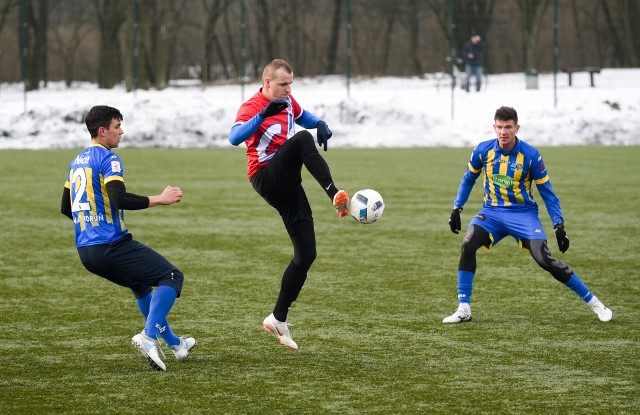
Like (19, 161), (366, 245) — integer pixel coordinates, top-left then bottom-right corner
(293, 130), (313, 141)
(292, 130), (316, 151)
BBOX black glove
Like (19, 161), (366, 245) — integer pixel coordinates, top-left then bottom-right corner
(449, 208), (462, 234)
(316, 120), (332, 151)
(554, 223), (570, 253)
(259, 99), (288, 119)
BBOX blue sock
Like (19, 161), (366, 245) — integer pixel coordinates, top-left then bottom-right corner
(136, 293), (181, 347)
(144, 286), (178, 343)
(135, 293), (152, 316)
(457, 270), (475, 304)
(564, 273), (593, 303)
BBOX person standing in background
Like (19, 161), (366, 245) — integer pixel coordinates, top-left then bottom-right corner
(463, 34), (485, 92)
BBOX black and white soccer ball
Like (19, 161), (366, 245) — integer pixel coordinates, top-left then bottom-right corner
(349, 189), (385, 224)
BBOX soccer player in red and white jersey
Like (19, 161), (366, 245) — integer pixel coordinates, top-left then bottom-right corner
(229, 59), (349, 350)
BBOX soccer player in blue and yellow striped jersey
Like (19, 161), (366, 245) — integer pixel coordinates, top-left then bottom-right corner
(61, 106), (195, 371)
(443, 106), (612, 323)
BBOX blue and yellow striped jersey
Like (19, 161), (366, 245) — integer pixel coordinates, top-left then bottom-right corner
(64, 143), (128, 247)
(454, 138), (564, 225)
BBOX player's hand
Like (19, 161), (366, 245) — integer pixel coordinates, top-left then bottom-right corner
(449, 208), (462, 234)
(316, 120), (332, 151)
(160, 185), (182, 205)
(554, 223), (570, 253)
(259, 99), (288, 119)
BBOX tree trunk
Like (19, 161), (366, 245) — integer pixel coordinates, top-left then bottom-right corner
(517, 0), (552, 71)
(96, 0), (125, 88)
(25, 0), (48, 90)
(0, 0), (19, 36)
(325, 0), (342, 74)
(570, 0), (586, 67)
(407, 0), (422, 75)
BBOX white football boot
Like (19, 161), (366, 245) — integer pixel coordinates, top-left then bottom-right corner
(588, 299), (613, 322)
(263, 313), (298, 350)
(131, 331), (166, 371)
(442, 304), (472, 323)
(170, 336), (196, 361)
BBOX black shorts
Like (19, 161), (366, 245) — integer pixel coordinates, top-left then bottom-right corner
(77, 233), (184, 298)
(250, 135), (313, 237)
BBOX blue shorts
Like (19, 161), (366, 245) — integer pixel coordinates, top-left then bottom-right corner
(77, 233), (184, 298)
(468, 206), (547, 250)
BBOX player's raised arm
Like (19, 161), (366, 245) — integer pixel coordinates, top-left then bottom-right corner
(229, 99), (288, 146)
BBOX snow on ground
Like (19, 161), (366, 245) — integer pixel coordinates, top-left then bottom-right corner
(1, 68), (638, 150)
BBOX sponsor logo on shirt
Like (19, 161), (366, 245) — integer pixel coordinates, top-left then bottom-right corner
(111, 161), (122, 172)
(492, 174), (514, 189)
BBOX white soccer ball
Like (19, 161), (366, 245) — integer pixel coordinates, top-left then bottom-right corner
(349, 189), (385, 224)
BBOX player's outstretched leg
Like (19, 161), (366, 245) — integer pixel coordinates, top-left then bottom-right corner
(527, 240), (613, 322)
(564, 273), (613, 322)
(263, 313), (298, 350)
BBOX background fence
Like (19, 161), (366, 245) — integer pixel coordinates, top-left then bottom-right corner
(0, 0), (638, 92)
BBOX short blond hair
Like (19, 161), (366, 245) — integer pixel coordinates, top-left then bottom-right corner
(262, 59), (293, 81)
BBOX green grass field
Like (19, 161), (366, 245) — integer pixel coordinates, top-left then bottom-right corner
(1, 147), (638, 414)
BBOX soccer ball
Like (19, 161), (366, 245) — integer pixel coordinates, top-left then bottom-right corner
(349, 189), (385, 224)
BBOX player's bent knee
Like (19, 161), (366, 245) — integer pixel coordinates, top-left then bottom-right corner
(159, 269), (184, 297)
(462, 225), (487, 250)
(131, 286), (153, 299)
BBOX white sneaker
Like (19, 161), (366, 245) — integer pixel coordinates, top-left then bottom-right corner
(170, 336), (196, 361)
(131, 331), (166, 371)
(262, 313), (298, 350)
(589, 300), (613, 322)
(442, 305), (472, 323)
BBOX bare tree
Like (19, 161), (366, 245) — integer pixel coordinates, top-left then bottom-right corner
(20, 0), (50, 90)
(406, 0), (423, 75)
(599, 0), (640, 67)
(50, 0), (90, 87)
(201, 0), (232, 83)
(325, 0), (342, 74)
(515, 0), (552, 71)
(124, 0), (184, 90)
(569, 0), (587, 67)
(2, 0), (640, 85)
(95, 0), (126, 88)
(0, 0), (18, 36)
(255, 0), (274, 63)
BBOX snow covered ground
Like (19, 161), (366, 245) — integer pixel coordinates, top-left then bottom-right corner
(1, 68), (638, 150)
